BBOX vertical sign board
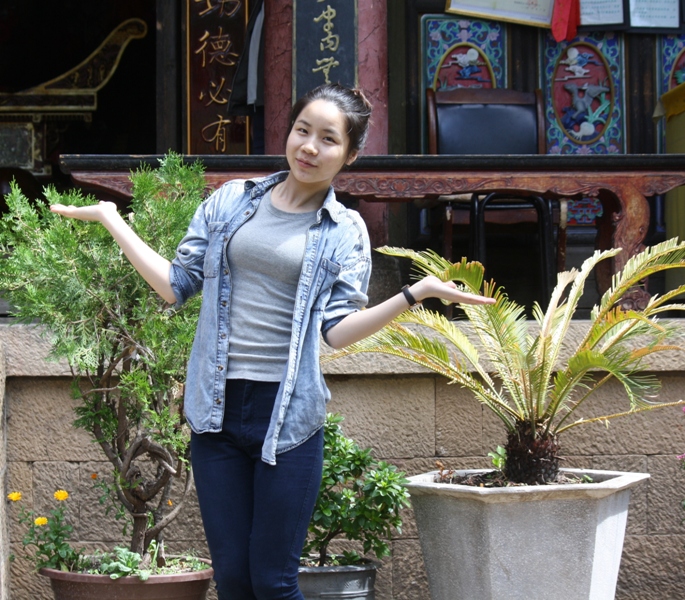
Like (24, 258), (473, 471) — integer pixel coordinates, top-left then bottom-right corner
(293, 0), (358, 103)
(186, 0), (248, 154)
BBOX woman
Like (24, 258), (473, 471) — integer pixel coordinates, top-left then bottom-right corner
(51, 83), (494, 600)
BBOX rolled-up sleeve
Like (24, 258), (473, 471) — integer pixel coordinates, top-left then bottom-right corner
(169, 201), (210, 306)
(321, 216), (372, 342)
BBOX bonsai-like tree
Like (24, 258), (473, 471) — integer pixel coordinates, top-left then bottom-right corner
(326, 243), (685, 485)
(303, 413), (410, 567)
(0, 153), (205, 557)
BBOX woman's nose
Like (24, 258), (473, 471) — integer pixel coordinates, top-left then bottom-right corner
(302, 139), (318, 154)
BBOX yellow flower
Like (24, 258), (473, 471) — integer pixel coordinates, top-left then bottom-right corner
(7, 492), (22, 502)
(91, 473), (98, 480)
(167, 499), (173, 506)
(53, 490), (69, 502)
(34, 517), (48, 527)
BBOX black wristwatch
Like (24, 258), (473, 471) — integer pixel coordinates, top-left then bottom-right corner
(401, 285), (420, 308)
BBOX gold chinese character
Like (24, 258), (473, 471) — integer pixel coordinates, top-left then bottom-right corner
(202, 115), (233, 152)
(314, 6), (339, 52)
(194, 0), (241, 18)
(195, 27), (239, 67)
(203, 77), (230, 106)
(312, 56), (340, 84)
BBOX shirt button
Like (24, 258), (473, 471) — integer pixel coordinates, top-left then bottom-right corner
(221, 333), (227, 339)
(224, 269), (228, 275)
(218, 365), (224, 371)
(215, 399), (222, 405)
(244, 211), (251, 216)
(221, 301), (227, 307)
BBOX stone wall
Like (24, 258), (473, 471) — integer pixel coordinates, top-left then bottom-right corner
(0, 341), (8, 600)
(4, 322), (685, 599)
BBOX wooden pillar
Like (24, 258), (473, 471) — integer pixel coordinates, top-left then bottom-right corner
(356, 0), (389, 246)
(263, 0), (293, 156)
(263, 0), (389, 245)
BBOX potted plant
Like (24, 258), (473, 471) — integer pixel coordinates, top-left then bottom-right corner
(325, 242), (685, 600)
(1, 153), (213, 598)
(298, 413), (410, 599)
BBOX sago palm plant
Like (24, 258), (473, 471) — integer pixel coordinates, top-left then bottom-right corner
(325, 241), (685, 485)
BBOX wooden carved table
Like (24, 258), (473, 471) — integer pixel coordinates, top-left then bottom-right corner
(60, 154), (685, 309)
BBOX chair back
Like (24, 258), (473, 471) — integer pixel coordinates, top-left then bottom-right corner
(426, 88), (545, 155)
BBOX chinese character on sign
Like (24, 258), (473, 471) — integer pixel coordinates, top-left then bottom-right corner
(194, 0), (241, 18)
(195, 27), (239, 67)
(312, 4), (340, 83)
(314, 5), (339, 52)
(295, 0), (355, 104)
(198, 77), (230, 106)
(202, 115), (233, 152)
(312, 56), (340, 83)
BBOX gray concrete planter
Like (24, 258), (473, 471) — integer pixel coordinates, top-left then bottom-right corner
(407, 468), (649, 600)
(298, 561), (377, 599)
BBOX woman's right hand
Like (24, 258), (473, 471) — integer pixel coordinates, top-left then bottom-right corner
(50, 201), (118, 223)
(51, 199), (176, 303)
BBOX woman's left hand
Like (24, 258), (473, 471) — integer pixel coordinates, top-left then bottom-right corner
(411, 275), (496, 305)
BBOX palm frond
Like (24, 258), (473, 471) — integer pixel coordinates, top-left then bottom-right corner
(548, 346), (665, 434)
(375, 246), (485, 292)
(593, 238), (685, 323)
(638, 286), (685, 315)
(582, 307), (657, 356)
(327, 320), (519, 424)
(394, 308), (495, 387)
(556, 399), (685, 435)
(458, 286), (538, 418)
(531, 270), (579, 416)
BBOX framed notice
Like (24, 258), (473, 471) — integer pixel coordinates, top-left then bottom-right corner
(444, 0), (554, 27)
(579, 0), (628, 28)
(627, 0), (684, 32)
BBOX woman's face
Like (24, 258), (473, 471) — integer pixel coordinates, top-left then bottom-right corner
(285, 99), (358, 189)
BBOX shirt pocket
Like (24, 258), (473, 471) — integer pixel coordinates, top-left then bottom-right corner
(203, 222), (228, 279)
(312, 258), (341, 307)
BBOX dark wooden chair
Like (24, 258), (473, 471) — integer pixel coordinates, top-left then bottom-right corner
(426, 87), (567, 305)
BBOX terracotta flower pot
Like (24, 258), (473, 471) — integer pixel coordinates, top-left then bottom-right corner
(39, 561), (214, 600)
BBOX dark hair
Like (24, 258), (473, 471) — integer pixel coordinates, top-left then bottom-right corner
(288, 83), (373, 157)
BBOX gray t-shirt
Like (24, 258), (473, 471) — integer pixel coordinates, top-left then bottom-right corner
(226, 190), (319, 381)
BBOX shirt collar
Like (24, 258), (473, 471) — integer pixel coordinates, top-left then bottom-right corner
(244, 171), (345, 224)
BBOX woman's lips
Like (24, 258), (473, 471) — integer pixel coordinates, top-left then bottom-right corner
(296, 158), (316, 168)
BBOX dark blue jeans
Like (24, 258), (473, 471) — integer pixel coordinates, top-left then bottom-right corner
(191, 379), (324, 600)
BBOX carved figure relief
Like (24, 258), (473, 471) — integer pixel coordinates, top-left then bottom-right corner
(552, 44), (614, 145)
(434, 43), (495, 89)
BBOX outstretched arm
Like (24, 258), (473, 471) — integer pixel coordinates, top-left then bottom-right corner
(50, 201), (177, 304)
(324, 275), (495, 349)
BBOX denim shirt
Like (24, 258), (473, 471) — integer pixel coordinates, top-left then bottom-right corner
(169, 171), (371, 465)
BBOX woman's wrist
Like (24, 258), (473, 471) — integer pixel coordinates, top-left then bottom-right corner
(401, 284), (420, 307)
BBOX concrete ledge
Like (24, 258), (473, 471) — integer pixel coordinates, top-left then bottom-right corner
(4, 320), (685, 378)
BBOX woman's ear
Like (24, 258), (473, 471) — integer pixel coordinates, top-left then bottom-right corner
(345, 150), (359, 166)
